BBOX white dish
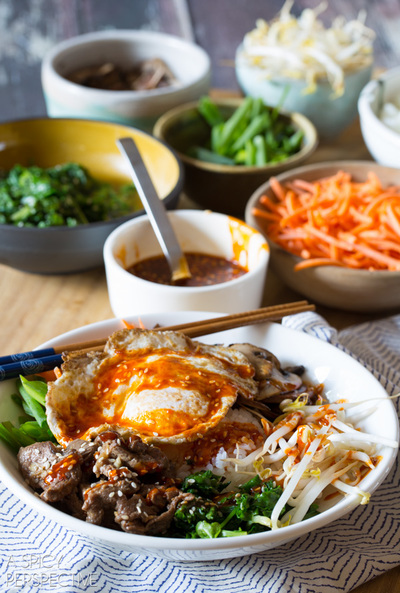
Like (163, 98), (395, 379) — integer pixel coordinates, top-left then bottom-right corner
(358, 66), (400, 167)
(0, 312), (397, 561)
(103, 210), (269, 317)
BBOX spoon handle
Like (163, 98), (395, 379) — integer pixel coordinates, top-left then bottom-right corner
(117, 137), (191, 281)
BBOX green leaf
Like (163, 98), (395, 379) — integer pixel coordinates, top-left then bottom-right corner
(181, 470), (229, 497)
(198, 96), (224, 127)
(19, 376), (47, 406)
(195, 521), (222, 539)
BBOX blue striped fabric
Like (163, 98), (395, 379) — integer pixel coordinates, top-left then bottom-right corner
(1, 312), (399, 593)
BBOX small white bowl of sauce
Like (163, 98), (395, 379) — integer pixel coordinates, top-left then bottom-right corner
(103, 209), (269, 316)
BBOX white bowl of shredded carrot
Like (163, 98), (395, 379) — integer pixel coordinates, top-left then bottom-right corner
(245, 161), (400, 312)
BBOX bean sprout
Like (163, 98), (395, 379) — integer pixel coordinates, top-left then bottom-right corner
(238, 0), (375, 96)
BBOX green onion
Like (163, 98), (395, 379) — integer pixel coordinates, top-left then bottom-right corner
(189, 94), (304, 168)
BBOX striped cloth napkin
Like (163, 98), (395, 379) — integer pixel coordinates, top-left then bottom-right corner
(1, 312), (399, 593)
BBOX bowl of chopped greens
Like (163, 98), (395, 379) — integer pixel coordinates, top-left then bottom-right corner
(0, 118), (183, 274)
(153, 96), (317, 218)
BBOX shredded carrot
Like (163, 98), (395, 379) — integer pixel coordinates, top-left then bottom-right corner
(122, 318), (146, 329)
(252, 171), (400, 271)
(37, 369), (58, 382)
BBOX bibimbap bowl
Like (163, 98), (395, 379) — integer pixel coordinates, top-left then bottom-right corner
(0, 312), (397, 561)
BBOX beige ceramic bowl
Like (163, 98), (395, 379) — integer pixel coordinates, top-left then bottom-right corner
(153, 98), (318, 218)
(245, 161), (400, 313)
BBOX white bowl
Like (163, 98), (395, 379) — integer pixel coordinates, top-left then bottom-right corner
(236, 43), (372, 139)
(103, 210), (270, 317)
(41, 30), (211, 132)
(358, 67), (400, 167)
(0, 312), (397, 561)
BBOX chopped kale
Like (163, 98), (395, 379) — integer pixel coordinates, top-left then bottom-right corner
(181, 470), (229, 498)
(173, 470), (316, 539)
(0, 162), (141, 227)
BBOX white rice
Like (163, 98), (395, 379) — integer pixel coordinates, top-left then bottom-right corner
(176, 407), (263, 489)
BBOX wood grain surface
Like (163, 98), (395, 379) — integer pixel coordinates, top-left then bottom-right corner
(1, 1), (400, 590)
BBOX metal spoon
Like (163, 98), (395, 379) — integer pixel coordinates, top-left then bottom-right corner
(116, 137), (191, 282)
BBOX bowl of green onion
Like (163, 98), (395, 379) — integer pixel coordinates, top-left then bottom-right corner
(153, 96), (317, 218)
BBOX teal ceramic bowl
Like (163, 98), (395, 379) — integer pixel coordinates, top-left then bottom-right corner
(235, 44), (372, 139)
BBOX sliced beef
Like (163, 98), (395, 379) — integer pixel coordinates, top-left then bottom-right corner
(92, 432), (170, 478)
(17, 441), (62, 490)
(18, 431), (182, 534)
(63, 438), (98, 463)
(82, 467), (140, 525)
(59, 489), (86, 521)
(115, 488), (194, 535)
(40, 451), (83, 503)
(18, 441), (83, 503)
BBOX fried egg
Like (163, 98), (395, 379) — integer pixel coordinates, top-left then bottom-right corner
(46, 329), (258, 446)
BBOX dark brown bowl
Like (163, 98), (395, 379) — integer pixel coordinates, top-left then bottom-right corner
(153, 98), (318, 218)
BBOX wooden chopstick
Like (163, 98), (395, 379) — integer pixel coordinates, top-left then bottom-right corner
(54, 300), (313, 352)
(161, 301), (314, 337)
(0, 300), (314, 380)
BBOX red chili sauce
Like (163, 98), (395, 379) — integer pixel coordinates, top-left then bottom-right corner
(127, 252), (247, 287)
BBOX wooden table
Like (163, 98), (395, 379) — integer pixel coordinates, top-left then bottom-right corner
(0, 114), (399, 592)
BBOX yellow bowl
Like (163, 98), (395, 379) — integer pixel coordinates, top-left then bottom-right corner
(153, 98), (318, 218)
(0, 118), (183, 274)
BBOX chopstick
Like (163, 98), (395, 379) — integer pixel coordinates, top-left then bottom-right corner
(0, 300), (314, 381)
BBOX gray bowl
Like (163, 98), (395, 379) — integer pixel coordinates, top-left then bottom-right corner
(0, 118), (183, 274)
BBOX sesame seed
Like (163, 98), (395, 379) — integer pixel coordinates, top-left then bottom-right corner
(109, 492), (115, 498)
(67, 465), (73, 471)
(121, 514), (129, 521)
(118, 490), (123, 497)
